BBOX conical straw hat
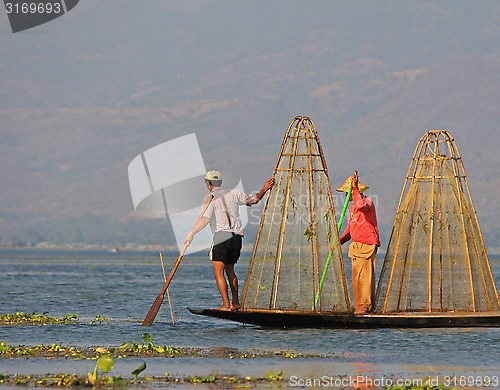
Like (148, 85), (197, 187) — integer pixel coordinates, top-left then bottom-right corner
(336, 176), (369, 193)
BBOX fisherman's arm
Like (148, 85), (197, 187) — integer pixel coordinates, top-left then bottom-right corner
(339, 228), (351, 245)
(184, 216), (209, 246)
(245, 178), (275, 205)
(352, 186), (370, 211)
(351, 171), (370, 211)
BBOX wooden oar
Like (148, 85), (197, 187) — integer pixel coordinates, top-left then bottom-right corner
(314, 182), (353, 309)
(142, 194), (213, 326)
(142, 245), (188, 326)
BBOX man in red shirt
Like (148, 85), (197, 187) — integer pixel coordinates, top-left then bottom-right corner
(337, 171), (381, 314)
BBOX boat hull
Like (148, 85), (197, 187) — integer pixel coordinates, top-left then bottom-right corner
(187, 308), (500, 328)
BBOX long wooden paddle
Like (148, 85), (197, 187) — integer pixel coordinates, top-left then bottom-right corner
(314, 182), (353, 309)
(142, 194), (213, 326)
(142, 244), (188, 326)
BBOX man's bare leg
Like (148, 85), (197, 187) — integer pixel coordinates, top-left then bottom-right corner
(224, 263), (240, 310)
(212, 260), (231, 310)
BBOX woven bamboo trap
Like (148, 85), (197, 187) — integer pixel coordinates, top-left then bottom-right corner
(241, 116), (352, 312)
(188, 127), (500, 327)
(376, 130), (500, 313)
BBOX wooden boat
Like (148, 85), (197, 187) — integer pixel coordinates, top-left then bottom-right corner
(188, 308), (500, 328)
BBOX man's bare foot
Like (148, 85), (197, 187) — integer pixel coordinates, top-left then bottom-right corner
(215, 305), (232, 311)
(231, 303), (241, 311)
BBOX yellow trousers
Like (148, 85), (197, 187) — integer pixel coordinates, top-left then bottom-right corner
(348, 242), (377, 313)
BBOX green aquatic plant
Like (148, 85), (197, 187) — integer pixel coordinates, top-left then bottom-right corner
(0, 373), (85, 387)
(87, 353), (114, 385)
(0, 312), (119, 327)
(0, 342), (46, 357)
(0, 312), (78, 325)
(117, 333), (180, 357)
(1, 340), (327, 360)
(0, 338), (180, 360)
(277, 350), (297, 358)
(131, 362), (147, 384)
(304, 224), (315, 241)
(0, 342), (93, 359)
(187, 375), (217, 384)
(0, 371), (290, 387)
(36, 373), (83, 387)
(142, 332), (153, 344)
(265, 370), (283, 382)
(89, 314), (110, 325)
(85, 353), (134, 386)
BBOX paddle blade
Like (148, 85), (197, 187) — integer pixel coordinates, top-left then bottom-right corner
(142, 293), (165, 326)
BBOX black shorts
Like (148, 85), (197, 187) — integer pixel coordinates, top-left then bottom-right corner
(210, 232), (243, 265)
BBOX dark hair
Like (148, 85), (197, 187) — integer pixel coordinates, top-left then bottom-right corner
(205, 179), (222, 187)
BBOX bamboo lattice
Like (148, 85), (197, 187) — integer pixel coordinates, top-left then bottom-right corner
(376, 130), (500, 313)
(242, 116), (352, 312)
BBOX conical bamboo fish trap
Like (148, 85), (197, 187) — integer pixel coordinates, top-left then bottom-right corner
(376, 130), (500, 313)
(241, 116), (352, 312)
(189, 128), (500, 327)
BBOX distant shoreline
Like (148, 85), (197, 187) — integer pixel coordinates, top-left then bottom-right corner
(1, 243), (500, 257)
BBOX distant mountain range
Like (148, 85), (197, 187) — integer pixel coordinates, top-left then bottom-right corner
(1, 1), (499, 252)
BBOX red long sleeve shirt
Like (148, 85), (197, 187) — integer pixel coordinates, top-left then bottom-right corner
(339, 186), (381, 246)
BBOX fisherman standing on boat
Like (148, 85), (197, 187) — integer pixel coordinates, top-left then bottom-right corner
(184, 170), (274, 311)
(337, 171), (381, 315)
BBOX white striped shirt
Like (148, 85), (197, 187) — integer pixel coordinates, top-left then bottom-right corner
(203, 187), (258, 236)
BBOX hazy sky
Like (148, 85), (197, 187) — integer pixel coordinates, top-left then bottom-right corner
(1, 0), (499, 246)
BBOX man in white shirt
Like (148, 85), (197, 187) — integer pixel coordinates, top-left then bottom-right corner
(184, 170), (274, 311)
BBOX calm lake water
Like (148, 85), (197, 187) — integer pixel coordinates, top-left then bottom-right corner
(0, 249), (499, 387)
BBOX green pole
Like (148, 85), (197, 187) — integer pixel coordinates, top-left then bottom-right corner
(314, 184), (353, 309)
